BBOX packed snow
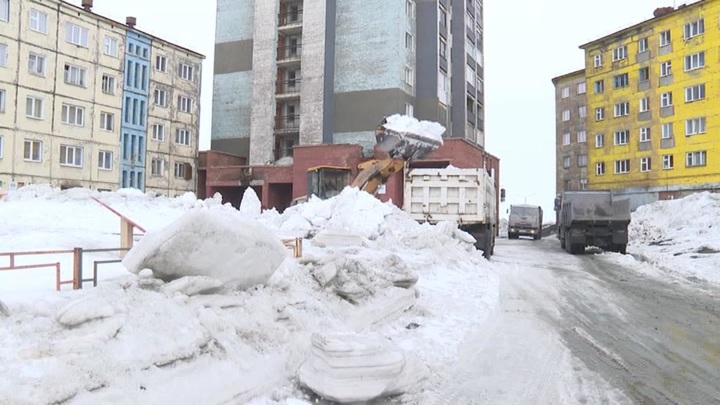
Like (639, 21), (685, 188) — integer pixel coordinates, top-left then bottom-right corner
(383, 114), (446, 143)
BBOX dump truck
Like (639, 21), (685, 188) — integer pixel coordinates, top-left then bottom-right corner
(556, 190), (631, 254)
(508, 204), (543, 240)
(403, 167), (498, 259)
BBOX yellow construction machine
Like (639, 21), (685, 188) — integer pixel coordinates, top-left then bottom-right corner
(296, 118), (444, 203)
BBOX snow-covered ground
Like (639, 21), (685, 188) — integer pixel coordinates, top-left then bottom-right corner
(0, 185), (498, 404)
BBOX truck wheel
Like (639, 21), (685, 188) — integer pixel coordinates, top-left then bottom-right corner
(482, 237), (492, 260)
(570, 243), (583, 255)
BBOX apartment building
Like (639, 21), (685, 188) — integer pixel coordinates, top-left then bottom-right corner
(552, 69), (588, 195)
(580, 1), (720, 208)
(0, 0), (203, 196)
(211, 0), (485, 165)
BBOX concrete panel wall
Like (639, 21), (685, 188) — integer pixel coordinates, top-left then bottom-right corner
(299, 0), (327, 145)
(249, 0), (278, 165)
(215, 0), (255, 44)
(450, 0), (466, 140)
(212, 71), (253, 141)
(415, 0), (440, 123)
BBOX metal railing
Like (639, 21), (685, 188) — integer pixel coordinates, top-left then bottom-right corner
(275, 114), (301, 131)
(279, 11), (303, 26)
(276, 79), (302, 95)
(277, 45), (302, 62)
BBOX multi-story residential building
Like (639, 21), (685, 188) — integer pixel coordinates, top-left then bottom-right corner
(552, 69), (588, 195)
(211, 0), (485, 165)
(580, 1), (720, 208)
(0, 0), (203, 196)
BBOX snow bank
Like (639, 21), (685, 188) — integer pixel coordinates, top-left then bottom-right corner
(383, 114), (446, 143)
(123, 209), (289, 290)
(628, 191), (720, 285)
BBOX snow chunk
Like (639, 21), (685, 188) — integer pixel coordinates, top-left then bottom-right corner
(55, 294), (115, 327)
(162, 276), (224, 296)
(384, 114), (446, 143)
(297, 332), (427, 403)
(122, 209), (289, 290)
(239, 187), (262, 217)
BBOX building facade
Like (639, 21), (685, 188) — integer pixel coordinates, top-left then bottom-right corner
(552, 69), (588, 195)
(580, 1), (720, 208)
(0, 0), (203, 196)
(212, 0), (485, 165)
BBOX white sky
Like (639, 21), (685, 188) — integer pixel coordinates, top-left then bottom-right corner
(67, 0), (688, 217)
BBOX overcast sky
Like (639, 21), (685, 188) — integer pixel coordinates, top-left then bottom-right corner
(69, 0), (689, 218)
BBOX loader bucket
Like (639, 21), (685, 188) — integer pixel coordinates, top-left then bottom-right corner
(376, 128), (444, 161)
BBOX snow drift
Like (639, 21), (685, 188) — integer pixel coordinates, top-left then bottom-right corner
(122, 209), (289, 290)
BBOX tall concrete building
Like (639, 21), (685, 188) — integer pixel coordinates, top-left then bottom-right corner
(0, 0), (204, 196)
(552, 69), (588, 195)
(211, 0), (485, 165)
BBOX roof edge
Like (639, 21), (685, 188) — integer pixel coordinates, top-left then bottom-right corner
(551, 68), (585, 84)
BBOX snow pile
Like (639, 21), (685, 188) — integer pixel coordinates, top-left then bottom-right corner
(122, 209), (289, 290)
(384, 114), (446, 143)
(628, 191), (720, 284)
(297, 332), (428, 402)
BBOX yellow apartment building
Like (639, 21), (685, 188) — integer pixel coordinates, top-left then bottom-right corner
(0, 0), (203, 196)
(580, 1), (720, 207)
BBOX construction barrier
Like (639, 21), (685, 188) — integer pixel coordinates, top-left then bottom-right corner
(281, 237), (303, 258)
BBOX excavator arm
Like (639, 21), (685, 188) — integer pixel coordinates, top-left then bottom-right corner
(350, 158), (407, 195)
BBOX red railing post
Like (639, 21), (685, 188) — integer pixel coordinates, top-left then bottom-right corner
(73, 247), (83, 290)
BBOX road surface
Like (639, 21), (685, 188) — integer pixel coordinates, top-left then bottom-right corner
(441, 237), (720, 404)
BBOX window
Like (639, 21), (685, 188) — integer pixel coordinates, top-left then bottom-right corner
(406, 0), (415, 18)
(100, 112), (113, 131)
(24, 140), (42, 162)
(152, 124), (165, 141)
(684, 19), (704, 39)
(660, 61), (672, 77)
(686, 151), (706, 167)
(659, 30), (671, 47)
(612, 45), (627, 61)
(174, 162), (189, 178)
(640, 127), (651, 142)
(62, 104), (84, 126)
(614, 159), (630, 174)
(405, 67), (414, 87)
(60, 145), (83, 167)
(28, 53), (45, 76)
(684, 51), (705, 71)
(104, 36), (118, 57)
(614, 102), (629, 117)
(29, 9), (48, 33)
(562, 133), (571, 145)
(437, 71), (449, 104)
(639, 97), (650, 113)
(638, 38), (648, 53)
(26, 96), (43, 119)
(577, 131), (587, 143)
(438, 5), (447, 28)
(0, 88), (5, 113)
(596, 162), (606, 175)
(577, 82), (586, 94)
(578, 106), (587, 118)
(177, 96), (192, 113)
(155, 55), (167, 72)
(154, 89), (167, 107)
(613, 73), (629, 88)
(405, 103), (414, 117)
(65, 22), (89, 47)
(661, 92), (673, 107)
(594, 54), (603, 67)
(595, 133), (604, 148)
(405, 32), (413, 50)
(175, 129), (191, 146)
(0, 0), (8, 22)
(0, 43), (7, 67)
(685, 84), (705, 102)
(663, 154), (674, 169)
(580, 179), (588, 190)
(178, 63), (194, 81)
(640, 157), (651, 172)
(614, 130), (629, 145)
(563, 156), (571, 169)
(64, 64), (87, 86)
(685, 117), (706, 135)
(638, 66), (649, 82)
(595, 107), (605, 121)
(578, 154), (588, 167)
(562, 110), (570, 121)
(151, 158), (166, 176)
(594, 80), (604, 94)
(98, 150), (112, 170)
(661, 123), (673, 139)
(439, 39), (447, 60)
(102, 74), (115, 94)
(561, 86), (570, 98)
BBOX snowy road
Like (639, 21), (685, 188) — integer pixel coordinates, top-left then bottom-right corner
(442, 237), (720, 405)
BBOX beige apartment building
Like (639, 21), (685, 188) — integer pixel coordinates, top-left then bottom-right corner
(0, 0), (203, 196)
(552, 69), (588, 195)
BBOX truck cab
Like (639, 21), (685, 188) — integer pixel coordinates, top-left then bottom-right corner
(508, 204), (543, 240)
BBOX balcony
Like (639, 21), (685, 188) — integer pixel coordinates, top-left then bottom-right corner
(276, 79), (302, 99)
(278, 11), (303, 34)
(275, 114), (301, 133)
(277, 45), (302, 65)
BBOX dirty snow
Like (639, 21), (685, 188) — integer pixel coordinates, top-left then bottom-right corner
(383, 114), (446, 143)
